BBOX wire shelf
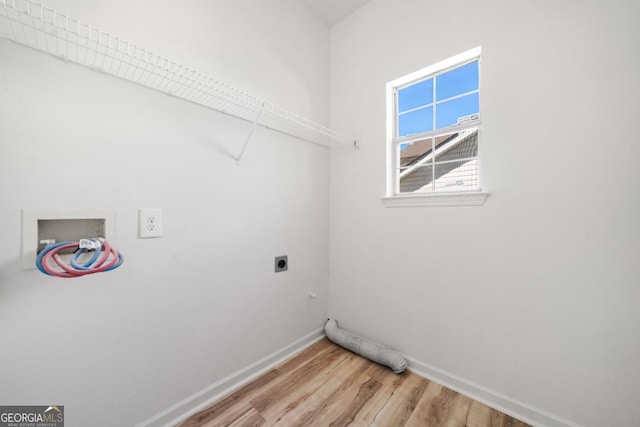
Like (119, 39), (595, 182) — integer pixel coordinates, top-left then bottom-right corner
(0, 0), (351, 148)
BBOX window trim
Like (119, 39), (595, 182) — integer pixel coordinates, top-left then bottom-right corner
(381, 191), (489, 207)
(384, 46), (488, 206)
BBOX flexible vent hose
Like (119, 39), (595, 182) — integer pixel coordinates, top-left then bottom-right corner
(36, 238), (123, 278)
(324, 318), (407, 374)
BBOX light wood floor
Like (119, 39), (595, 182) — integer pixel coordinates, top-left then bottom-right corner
(179, 338), (530, 427)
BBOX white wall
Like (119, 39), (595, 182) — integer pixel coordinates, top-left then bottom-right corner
(329, 1), (640, 426)
(0, 1), (330, 426)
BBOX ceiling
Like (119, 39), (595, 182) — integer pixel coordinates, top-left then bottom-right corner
(300, 0), (371, 27)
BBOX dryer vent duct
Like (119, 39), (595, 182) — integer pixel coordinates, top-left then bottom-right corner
(324, 318), (407, 374)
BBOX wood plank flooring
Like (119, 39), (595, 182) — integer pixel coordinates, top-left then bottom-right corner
(179, 338), (530, 427)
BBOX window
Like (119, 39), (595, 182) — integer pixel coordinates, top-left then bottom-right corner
(384, 47), (488, 207)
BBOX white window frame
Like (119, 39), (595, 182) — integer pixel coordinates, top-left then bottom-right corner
(383, 46), (489, 207)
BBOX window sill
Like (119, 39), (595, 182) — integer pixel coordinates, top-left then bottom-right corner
(381, 191), (489, 207)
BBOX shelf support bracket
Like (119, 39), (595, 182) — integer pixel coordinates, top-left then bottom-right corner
(236, 102), (266, 163)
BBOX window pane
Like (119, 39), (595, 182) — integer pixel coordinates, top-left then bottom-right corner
(435, 93), (479, 129)
(434, 129), (478, 163)
(399, 138), (433, 167)
(434, 159), (479, 192)
(436, 61), (478, 101)
(398, 106), (433, 137)
(399, 165), (433, 194)
(398, 78), (433, 113)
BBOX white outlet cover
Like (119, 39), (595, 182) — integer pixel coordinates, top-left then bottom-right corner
(139, 208), (163, 238)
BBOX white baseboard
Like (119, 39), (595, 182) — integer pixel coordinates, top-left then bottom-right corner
(135, 328), (325, 427)
(404, 355), (583, 427)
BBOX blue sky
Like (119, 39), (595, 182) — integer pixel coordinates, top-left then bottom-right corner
(398, 60), (479, 137)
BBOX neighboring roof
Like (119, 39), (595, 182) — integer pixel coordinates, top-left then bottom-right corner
(399, 129), (479, 193)
(400, 133), (454, 167)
